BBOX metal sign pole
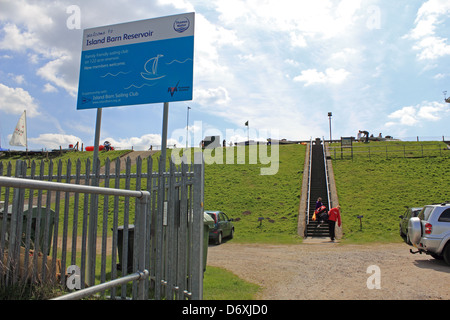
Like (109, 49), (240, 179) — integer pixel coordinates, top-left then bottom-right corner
(160, 102), (169, 171)
(93, 108), (102, 171)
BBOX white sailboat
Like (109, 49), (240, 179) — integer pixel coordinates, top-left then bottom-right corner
(9, 110), (27, 150)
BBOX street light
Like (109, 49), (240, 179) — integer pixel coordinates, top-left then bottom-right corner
(186, 106), (191, 149)
(328, 112), (332, 142)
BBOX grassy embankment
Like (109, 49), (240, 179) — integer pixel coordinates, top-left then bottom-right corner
(202, 143), (305, 244)
(331, 140), (450, 243)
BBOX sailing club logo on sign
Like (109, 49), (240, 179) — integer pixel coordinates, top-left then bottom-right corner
(168, 80), (191, 97)
(173, 17), (190, 33)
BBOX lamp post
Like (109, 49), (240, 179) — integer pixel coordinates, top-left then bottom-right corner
(186, 106), (191, 149)
(328, 112), (332, 142)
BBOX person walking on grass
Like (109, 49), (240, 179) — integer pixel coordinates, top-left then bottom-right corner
(328, 205), (341, 242)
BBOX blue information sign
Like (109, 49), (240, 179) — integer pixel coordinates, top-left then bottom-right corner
(77, 13), (194, 110)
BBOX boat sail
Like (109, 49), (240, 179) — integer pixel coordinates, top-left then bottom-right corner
(9, 110), (27, 149)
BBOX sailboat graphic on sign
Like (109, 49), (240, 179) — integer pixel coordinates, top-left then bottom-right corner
(141, 54), (166, 81)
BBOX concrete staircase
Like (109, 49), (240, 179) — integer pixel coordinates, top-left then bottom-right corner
(305, 139), (330, 237)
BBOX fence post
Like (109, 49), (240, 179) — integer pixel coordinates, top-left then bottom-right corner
(7, 160), (25, 285)
(87, 157), (100, 286)
(154, 155), (166, 299)
(137, 191), (150, 300)
(177, 158), (188, 300)
(191, 152), (204, 300)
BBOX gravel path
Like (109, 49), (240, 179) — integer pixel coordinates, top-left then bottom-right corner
(207, 240), (450, 300)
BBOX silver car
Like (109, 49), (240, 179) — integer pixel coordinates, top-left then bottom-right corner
(399, 207), (422, 244)
(409, 203), (450, 265)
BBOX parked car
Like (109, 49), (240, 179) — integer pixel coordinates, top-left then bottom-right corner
(205, 211), (235, 245)
(399, 207), (422, 244)
(409, 203), (450, 265)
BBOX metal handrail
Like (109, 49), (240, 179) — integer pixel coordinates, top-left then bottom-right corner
(0, 176), (148, 199)
(51, 270), (149, 300)
(306, 138), (312, 226)
(322, 137), (332, 210)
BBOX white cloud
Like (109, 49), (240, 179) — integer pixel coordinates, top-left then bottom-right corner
(386, 106), (420, 126)
(194, 86), (231, 106)
(330, 48), (360, 65)
(404, 0), (450, 60)
(0, 83), (40, 117)
(284, 59), (300, 67)
(37, 54), (77, 97)
(0, 0), (53, 30)
(413, 36), (450, 60)
(194, 13), (240, 82)
(289, 32), (307, 48)
(293, 68), (350, 86)
(0, 23), (39, 52)
(8, 73), (26, 84)
(215, 0), (364, 44)
(43, 83), (58, 93)
(386, 101), (449, 127)
(156, 0), (195, 11)
(433, 73), (448, 79)
(0, 1), (79, 96)
(29, 133), (82, 150)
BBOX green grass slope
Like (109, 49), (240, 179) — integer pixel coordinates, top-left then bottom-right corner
(204, 144), (305, 244)
(332, 141), (450, 243)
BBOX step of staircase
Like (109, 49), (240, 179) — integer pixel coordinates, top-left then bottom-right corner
(306, 221), (330, 237)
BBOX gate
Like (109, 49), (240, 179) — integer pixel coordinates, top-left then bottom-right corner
(0, 153), (205, 300)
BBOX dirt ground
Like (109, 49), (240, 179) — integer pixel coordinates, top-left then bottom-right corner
(206, 239), (450, 300)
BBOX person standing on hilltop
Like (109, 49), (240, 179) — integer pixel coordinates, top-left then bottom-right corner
(328, 205), (341, 242)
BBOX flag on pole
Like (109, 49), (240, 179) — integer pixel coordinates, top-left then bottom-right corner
(245, 120), (249, 143)
(10, 110), (27, 148)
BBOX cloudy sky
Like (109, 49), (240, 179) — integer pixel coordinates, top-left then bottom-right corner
(0, 0), (450, 151)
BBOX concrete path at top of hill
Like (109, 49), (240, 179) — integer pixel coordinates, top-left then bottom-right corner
(99, 150), (157, 174)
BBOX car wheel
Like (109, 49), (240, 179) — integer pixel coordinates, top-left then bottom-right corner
(216, 232), (222, 245)
(229, 228), (234, 239)
(430, 253), (443, 260)
(443, 242), (450, 266)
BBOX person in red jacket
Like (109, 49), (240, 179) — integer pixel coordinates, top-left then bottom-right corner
(328, 205), (341, 241)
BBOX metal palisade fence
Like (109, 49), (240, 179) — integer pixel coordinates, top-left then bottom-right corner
(0, 153), (205, 300)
